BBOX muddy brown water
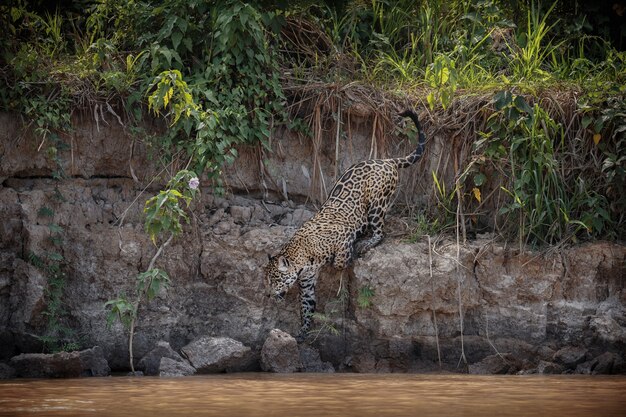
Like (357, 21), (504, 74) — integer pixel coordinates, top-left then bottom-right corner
(1, 374), (625, 417)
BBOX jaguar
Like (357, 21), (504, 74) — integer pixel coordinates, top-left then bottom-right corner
(265, 109), (426, 340)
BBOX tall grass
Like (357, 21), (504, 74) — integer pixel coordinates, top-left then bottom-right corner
(507, 1), (561, 83)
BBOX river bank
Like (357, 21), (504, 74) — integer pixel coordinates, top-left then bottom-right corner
(1, 111), (625, 376)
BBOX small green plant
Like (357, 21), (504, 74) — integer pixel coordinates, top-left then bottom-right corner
(409, 212), (446, 241)
(357, 285), (375, 308)
(431, 171), (458, 233)
(309, 312), (341, 342)
(143, 170), (199, 244)
(307, 280), (348, 341)
(106, 169), (199, 372)
(425, 54), (458, 110)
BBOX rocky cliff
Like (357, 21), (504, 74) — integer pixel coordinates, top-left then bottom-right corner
(1, 112), (624, 374)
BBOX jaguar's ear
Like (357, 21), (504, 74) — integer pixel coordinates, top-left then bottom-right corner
(267, 253), (273, 261)
(277, 255), (290, 272)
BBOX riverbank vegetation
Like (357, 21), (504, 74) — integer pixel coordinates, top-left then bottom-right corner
(1, 0), (625, 245)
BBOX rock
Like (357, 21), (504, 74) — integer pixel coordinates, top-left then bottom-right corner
(535, 345), (556, 361)
(589, 316), (625, 345)
(575, 360), (596, 375)
(553, 346), (588, 369)
(11, 351), (83, 378)
(279, 208), (314, 226)
(138, 341), (186, 376)
(159, 357), (196, 377)
(181, 336), (254, 373)
(592, 352), (624, 375)
(261, 329), (301, 373)
(207, 208), (225, 226)
(299, 345), (334, 373)
(78, 346), (110, 376)
(469, 354), (520, 375)
(349, 353), (377, 373)
(10, 347), (110, 378)
(0, 362), (15, 379)
(536, 360), (564, 374)
(230, 206), (252, 224)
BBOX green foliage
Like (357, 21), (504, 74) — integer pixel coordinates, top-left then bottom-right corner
(143, 169), (198, 244)
(431, 171), (458, 234)
(136, 268), (171, 301)
(2, 0), (625, 247)
(136, 2), (287, 184)
(409, 213), (445, 241)
(147, 69), (197, 126)
(106, 168), (199, 371)
(105, 297), (135, 329)
(357, 286), (375, 309)
(507, 1), (561, 82)
(105, 269), (170, 328)
(308, 283), (348, 341)
(425, 55), (458, 110)
(470, 91), (622, 245)
(2, 1), (287, 188)
(310, 312), (341, 338)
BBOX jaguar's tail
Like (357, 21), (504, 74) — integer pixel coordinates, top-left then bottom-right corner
(395, 109), (426, 168)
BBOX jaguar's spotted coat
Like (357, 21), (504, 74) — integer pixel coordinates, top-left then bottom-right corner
(265, 109), (426, 340)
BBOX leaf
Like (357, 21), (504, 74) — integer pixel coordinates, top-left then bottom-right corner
(593, 133), (601, 145)
(183, 37), (193, 52)
(160, 48), (172, 66)
(171, 31), (183, 51)
(494, 90), (512, 111)
(513, 95), (534, 115)
(38, 207), (54, 217)
(472, 187), (482, 203)
(47, 252), (64, 262)
(426, 92), (436, 110)
(473, 172), (487, 186)
(48, 223), (63, 234)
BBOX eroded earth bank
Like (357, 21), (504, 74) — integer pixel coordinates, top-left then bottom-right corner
(1, 113), (624, 376)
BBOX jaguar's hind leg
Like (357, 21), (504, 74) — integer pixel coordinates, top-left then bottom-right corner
(332, 232), (358, 269)
(355, 200), (390, 255)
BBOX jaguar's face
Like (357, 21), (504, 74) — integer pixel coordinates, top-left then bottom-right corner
(265, 255), (299, 300)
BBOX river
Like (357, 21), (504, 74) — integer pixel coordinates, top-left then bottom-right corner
(1, 374), (625, 417)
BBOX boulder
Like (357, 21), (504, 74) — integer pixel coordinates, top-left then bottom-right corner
(79, 346), (110, 376)
(181, 336), (255, 373)
(299, 345), (334, 373)
(138, 341), (187, 376)
(552, 346), (588, 369)
(0, 362), (15, 379)
(261, 329), (301, 373)
(11, 351), (83, 378)
(10, 346), (110, 378)
(575, 360), (596, 375)
(469, 354), (520, 375)
(536, 360), (564, 374)
(592, 352), (624, 375)
(159, 357), (196, 377)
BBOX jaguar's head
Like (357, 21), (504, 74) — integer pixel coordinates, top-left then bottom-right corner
(264, 254), (299, 300)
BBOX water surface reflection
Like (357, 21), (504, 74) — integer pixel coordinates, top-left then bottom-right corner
(1, 374), (625, 417)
